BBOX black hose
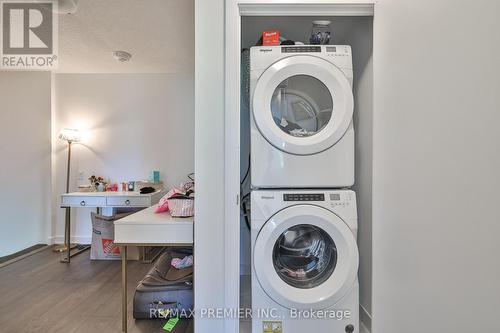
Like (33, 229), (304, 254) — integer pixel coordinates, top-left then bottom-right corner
(242, 200), (251, 230)
(241, 154), (250, 186)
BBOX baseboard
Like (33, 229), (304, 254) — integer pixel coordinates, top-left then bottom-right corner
(49, 235), (92, 245)
(360, 304), (372, 333)
(0, 244), (50, 268)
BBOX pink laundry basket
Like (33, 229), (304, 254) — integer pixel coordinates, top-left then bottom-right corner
(167, 197), (194, 217)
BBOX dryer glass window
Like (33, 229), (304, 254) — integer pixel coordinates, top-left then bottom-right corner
(272, 224), (337, 289)
(271, 75), (333, 137)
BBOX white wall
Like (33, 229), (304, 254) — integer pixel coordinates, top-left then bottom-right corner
(52, 73), (194, 243)
(372, 0), (500, 332)
(194, 0), (226, 331)
(348, 17), (373, 322)
(0, 72), (51, 257)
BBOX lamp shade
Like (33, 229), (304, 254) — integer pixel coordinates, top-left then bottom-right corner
(59, 128), (81, 142)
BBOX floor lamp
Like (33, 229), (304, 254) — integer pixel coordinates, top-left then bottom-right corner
(53, 128), (81, 255)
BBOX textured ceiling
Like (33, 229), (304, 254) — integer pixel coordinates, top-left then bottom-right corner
(57, 0), (194, 73)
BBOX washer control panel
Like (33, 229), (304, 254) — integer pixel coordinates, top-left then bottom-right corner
(280, 191), (353, 205)
(330, 193), (341, 201)
(283, 193), (325, 201)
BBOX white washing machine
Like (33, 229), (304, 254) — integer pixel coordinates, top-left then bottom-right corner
(250, 45), (355, 188)
(251, 189), (359, 333)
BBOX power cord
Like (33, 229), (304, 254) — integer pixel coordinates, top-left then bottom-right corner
(240, 155), (250, 186)
(241, 192), (251, 230)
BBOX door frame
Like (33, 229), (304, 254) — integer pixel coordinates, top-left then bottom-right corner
(224, 2), (375, 332)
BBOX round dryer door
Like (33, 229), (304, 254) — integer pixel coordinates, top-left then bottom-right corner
(252, 55), (354, 155)
(253, 205), (358, 310)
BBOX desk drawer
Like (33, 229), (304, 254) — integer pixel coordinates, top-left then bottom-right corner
(106, 196), (150, 207)
(62, 196), (106, 207)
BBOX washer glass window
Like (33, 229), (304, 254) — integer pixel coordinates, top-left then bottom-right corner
(272, 224), (337, 289)
(270, 75), (333, 137)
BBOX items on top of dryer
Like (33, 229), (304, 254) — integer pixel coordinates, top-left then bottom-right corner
(280, 40), (296, 45)
(262, 30), (280, 46)
(255, 34), (304, 46)
(310, 20), (332, 45)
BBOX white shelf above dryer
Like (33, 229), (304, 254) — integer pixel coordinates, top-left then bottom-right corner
(239, 3), (375, 16)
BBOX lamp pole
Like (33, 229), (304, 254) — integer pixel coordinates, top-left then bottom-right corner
(66, 140), (72, 193)
(62, 140), (73, 262)
(53, 139), (77, 257)
(54, 128), (82, 262)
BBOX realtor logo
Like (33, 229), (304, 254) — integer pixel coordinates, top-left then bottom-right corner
(1, 0), (58, 69)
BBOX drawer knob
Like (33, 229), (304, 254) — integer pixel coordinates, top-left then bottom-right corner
(80, 200), (86, 206)
(125, 199), (130, 206)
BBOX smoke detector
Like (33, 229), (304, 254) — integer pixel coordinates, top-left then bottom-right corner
(113, 51), (132, 62)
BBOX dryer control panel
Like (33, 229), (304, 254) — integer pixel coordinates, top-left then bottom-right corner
(250, 45), (353, 73)
(281, 192), (353, 202)
(283, 193), (325, 201)
(279, 45), (351, 55)
(282, 46), (321, 53)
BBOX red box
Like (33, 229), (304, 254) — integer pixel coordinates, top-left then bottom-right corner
(262, 30), (280, 46)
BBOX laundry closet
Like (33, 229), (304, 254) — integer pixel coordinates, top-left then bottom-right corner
(194, 0), (500, 332)
(239, 14), (374, 333)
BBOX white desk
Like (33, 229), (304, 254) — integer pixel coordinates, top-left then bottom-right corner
(114, 205), (194, 244)
(61, 190), (164, 209)
(114, 205), (194, 333)
(59, 190), (164, 263)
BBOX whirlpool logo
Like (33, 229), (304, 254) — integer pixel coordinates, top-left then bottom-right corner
(1, 0), (58, 69)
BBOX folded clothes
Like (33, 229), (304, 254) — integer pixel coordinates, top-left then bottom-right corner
(140, 186), (156, 194)
(171, 255), (193, 269)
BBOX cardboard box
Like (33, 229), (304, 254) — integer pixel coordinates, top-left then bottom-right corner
(90, 212), (140, 260)
(263, 30), (280, 46)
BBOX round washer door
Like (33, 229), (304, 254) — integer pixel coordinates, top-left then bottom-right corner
(253, 205), (358, 310)
(252, 55), (354, 155)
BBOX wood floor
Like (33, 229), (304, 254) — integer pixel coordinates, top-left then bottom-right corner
(0, 248), (193, 333)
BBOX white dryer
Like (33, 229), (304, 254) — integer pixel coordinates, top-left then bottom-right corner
(251, 189), (359, 333)
(250, 45), (354, 188)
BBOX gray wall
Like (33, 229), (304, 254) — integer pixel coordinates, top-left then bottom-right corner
(194, 0), (226, 332)
(52, 73), (194, 243)
(372, 0), (500, 332)
(0, 72), (51, 257)
(241, 16), (372, 48)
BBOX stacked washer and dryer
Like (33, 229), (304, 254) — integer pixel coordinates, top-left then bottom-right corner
(249, 45), (359, 333)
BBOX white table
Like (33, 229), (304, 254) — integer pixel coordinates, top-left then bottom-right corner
(59, 190), (164, 262)
(114, 205), (194, 333)
(61, 190), (164, 209)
